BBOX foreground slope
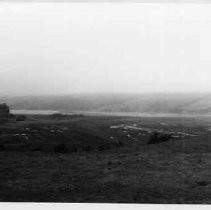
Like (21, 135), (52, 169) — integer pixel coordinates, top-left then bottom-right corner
(1, 115), (211, 203)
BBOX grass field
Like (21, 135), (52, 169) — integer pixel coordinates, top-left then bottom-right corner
(1, 114), (211, 203)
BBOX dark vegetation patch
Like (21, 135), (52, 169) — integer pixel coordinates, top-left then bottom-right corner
(148, 131), (172, 144)
(50, 113), (84, 120)
(16, 115), (26, 121)
(54, 143), (69, 153)
(98, 144), (111, 151)
(196, 181), (209, 187)
(69, 144), (78, 153)
(31, 145), (43, 152)
(0, 119), (118, 154)
(82, 145), (92, 152)
(0, 144), (5, 152)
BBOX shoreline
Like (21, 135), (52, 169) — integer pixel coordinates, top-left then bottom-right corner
(11, 109), (211, 118)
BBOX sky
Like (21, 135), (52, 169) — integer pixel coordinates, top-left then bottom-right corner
(0, 3), (211, 95)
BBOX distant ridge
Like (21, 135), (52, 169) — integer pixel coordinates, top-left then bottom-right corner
(1, 0), (211, 2)
(1, 93), (211, 115)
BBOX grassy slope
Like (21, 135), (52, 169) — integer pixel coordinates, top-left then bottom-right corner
(1, 116), (211, 203)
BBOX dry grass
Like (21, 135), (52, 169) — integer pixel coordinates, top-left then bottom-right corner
(0, 115), (211, 203)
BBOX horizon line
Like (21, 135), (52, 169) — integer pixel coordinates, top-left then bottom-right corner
(1, 0), (211, 3)
(1, 92), (211, 97)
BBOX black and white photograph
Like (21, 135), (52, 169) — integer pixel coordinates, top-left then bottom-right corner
(1, 1), (211, 206)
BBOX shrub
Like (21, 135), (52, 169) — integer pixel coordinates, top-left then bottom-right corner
(197, 181), (208, 186)
(50, 113), (66, 119)
(0, 103), (10, 118)
(82, 145), (92, 152)
(16, 115), (26, 121)
(50, 113), (84, 119)
(115, 140), (124, 148)
(98, 143), (111, 151)
(0, 144), (5, 152)
(69, 144), (78, 153)
(54, 143), (69, 153)
(0, 118), (8, 123)
(32, 146), (42, 152)
(71, 114), (85, 118)
(148, 131), (172, 144)
(111, 139), (124, 149)
(9, 114), (16, 119)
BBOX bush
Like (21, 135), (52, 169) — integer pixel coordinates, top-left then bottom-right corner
(32, 146), (42, 152)
(114, 140), (124, 148)
(98, 143), (111, 151)
(82, 145), (92, 152)
(197, 181), (209, 186)
(50, 113), (84, 119)
(71, 114), (85, 118)
(54, 143), (69, 153)
(50, 113), (66, 119)
(148, 131), (172, 144)
(9, 114), (16, 119)
(16, 115), (26, 121)
(0, 144), (5, 152)
(69, 144), (78, 153)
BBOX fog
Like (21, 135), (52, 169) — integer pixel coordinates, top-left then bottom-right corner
(0, 3), (211, 95)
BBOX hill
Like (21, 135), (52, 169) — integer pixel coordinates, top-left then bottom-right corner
(1, 93), (211, 115)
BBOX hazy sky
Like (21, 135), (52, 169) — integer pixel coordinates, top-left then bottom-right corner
(0, 3), (211, 95)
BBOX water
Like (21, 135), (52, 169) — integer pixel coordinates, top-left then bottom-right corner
(11, 110), (59, 115)
(11, 109), (209, 118)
